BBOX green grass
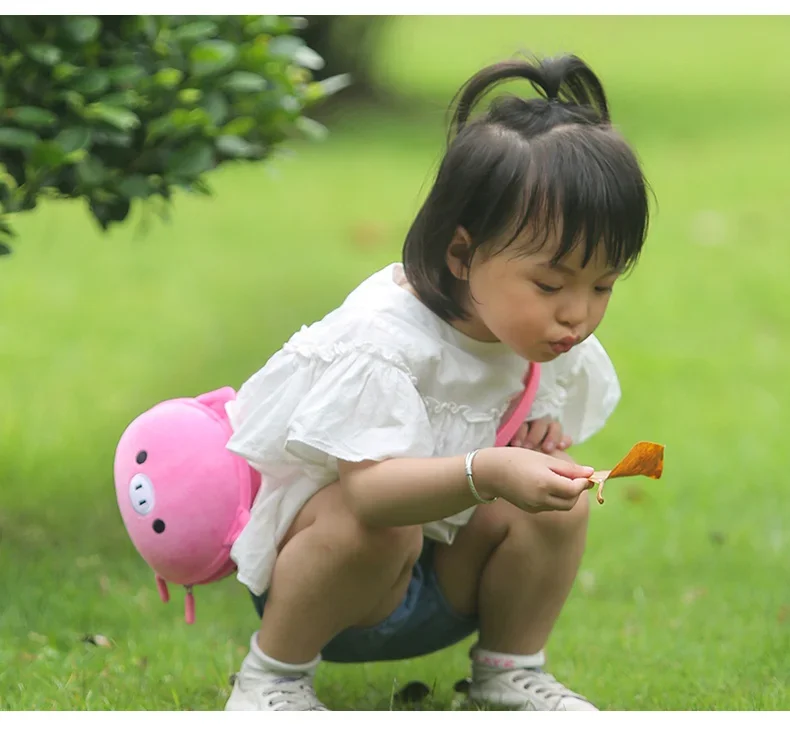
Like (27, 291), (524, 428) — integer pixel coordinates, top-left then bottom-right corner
(2, 16), (790, 710)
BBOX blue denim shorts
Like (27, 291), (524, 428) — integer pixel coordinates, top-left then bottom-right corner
(249, 540), (478, 663)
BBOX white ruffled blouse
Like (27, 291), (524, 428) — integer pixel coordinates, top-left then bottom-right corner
(225, 263), (620, 595)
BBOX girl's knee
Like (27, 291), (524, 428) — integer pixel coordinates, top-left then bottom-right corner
(524, 490), (590, 539)
(282, 483), (423, 565)
(350, 519), (423, 565)
(472, 491), (590, 544)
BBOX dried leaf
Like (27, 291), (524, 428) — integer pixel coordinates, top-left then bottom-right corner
(591, 441), (664, 504)
(76, 554), (101, 569)
(609, 441), (664, 479)
(393, 680), (431, 705)
(82, 633), (112, 648)
(578, 570), (596, 594)
(709, 531), (727, 546)
(681, 587), (707, 605)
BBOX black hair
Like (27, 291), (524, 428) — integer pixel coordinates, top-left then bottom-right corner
(402, 54), (651, 322)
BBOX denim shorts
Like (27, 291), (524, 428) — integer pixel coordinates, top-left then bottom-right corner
(249, 540), (478, 663)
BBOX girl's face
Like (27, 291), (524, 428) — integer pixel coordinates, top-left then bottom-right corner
(448, 230), (621, 362)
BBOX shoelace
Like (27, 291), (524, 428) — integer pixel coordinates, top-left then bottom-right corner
(508, 669), (587, 709)
(264, 676), (327, 711)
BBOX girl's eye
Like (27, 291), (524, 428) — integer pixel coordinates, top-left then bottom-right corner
(535, 281), (561, 294)
(595, 285), (614, 294)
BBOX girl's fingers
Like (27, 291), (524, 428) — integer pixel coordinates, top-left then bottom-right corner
(511, 422), (531, 448)
(525, 419), (550, 449)
(541, 422), (563, 453)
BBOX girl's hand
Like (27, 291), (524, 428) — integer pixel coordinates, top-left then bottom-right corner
(474, 446), (593, 513)
(510, 417), (572, 454)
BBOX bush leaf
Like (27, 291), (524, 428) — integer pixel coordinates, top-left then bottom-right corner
(221, 71), (267, 93)
(189, 40), (239, 76)
(27, 44), (62, 66)
(85, 103), (140, 132)
(65, 16), (101, 44)
(168, 141), (214, 178)
(55, 127), (92, 153)
(8, 107), (58, 128)
(172, 21), (218, 44)
(0, 128), (40, 149)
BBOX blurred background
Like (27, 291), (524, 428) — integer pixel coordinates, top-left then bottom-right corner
(1, 16), (789, 710)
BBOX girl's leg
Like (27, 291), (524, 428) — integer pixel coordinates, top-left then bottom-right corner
(434, 488), (589, 654)
(259, 481), (424, 663)
(226, 481), (423, 711)
(432, 454), (595, 710)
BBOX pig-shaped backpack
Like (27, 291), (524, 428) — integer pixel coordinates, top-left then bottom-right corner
(113, 387), (261, 623)
(112, 365), (540, 624)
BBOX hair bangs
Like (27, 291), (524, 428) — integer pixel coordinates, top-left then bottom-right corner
(498, 126), (650, 274)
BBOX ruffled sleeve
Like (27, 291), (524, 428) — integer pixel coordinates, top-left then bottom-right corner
(527, 334), (621, 444)
(226, 347), (436, 473)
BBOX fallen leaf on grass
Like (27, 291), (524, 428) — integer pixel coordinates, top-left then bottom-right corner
(709, 531), (727, 546)
(778, 606), (790, 624)
(681, 587), (707, 605)
(82, 634), (112, 648)
(622, 621), (640, 638)
(393, 680), (432, 706)
(578, 570), (596, 594)
(76, 555), (101, 569)
(591, 441), (665, 504)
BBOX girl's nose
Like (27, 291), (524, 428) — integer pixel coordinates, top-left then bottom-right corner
(557, 298), (589, 332)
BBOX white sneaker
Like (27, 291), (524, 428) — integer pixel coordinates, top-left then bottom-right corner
(225, 669), (328, 711)
(470, 666), (597, 711)
(224, 636), (328, 711)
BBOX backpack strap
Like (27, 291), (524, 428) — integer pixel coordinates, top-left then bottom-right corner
(495, 363), (541, 448)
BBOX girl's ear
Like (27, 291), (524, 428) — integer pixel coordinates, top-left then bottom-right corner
(446, 227), (473, 281)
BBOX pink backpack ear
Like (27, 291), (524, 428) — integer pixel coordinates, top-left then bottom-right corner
(196, 386), (237, 417)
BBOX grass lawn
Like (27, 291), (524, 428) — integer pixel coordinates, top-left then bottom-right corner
(1, 16), (789, 710)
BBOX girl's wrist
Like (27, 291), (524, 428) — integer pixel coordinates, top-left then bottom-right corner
(468, 447), (505, 503)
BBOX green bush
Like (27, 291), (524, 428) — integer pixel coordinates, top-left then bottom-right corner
(0, 15), (348, 255)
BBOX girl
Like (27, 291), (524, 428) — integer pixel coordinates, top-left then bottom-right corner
(223, 53), (649, 711)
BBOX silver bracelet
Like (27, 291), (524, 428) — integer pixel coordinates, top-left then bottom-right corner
(465, 449), (497, 505)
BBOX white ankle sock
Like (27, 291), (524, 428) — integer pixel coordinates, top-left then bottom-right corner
(245, 632), (321, 675)
(472, 646), (546, 671)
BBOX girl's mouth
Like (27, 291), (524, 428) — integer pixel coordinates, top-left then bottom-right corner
(548, 337), (578, 354)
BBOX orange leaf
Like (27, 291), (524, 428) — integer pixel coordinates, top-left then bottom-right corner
(591, 441), (664, 504)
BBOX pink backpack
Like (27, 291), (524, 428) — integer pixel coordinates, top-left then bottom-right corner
(112, 365), (540, 623)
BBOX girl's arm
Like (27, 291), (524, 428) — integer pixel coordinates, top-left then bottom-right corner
(338, 448), (594, 527)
